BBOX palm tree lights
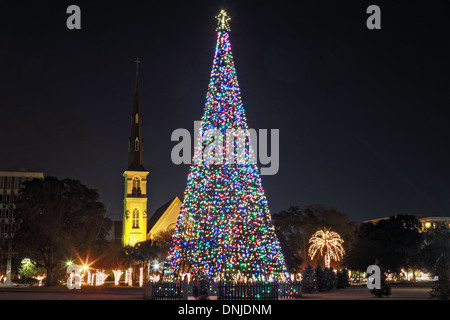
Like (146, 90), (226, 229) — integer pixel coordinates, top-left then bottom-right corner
(308, 228), (345, 268)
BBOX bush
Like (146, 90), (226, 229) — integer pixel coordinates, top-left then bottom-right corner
(324, 268), (336, 291)
(336, 268), (350, 289)
(301, 264), (315, 293)
(314, 265), (327, 292)
(430, 255), (450, 299)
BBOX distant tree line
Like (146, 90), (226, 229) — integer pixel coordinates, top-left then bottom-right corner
(273, 205), (450, 298)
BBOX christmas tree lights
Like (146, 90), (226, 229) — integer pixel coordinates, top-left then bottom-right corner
(162, 10), (288, 282)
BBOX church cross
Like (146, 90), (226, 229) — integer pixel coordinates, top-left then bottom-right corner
(135, 58), (141, 75)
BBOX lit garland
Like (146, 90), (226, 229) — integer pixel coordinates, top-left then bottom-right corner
(113, 269), (123, 286)
(95, 270), (108, 286)
(86, 270), (92, 285)
(33, 274), (46, 286)
(149, 274), (160, 282)
(127, 268), (133, 286)
(162, 11), (288, 282)
(308, 228), (345, 268)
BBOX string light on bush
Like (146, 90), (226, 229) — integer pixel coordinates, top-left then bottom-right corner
(113, 269), (123, 286)
(139, 268), (144, 287)
(33, 274), (46, 286)
(127, 268), (133, 286)
(95, 270), (108, 286)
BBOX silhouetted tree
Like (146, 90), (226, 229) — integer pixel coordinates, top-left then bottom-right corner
(430, 255), (450, 299)
(14, 177), (111, 286)
(420, 223), (450, 273)
(272, 206), (304, 272)
(345, 214), (422, 276)
(135, 230), (174, 264)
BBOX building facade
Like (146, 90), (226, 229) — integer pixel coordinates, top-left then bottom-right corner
(0, 171), (44, 281)
(365, 215), (450, 232)
(420, 216), (450, 232)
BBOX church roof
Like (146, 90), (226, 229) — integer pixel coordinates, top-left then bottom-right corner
(147, 196), (180, 232)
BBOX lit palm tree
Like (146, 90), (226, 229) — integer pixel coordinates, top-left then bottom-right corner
(308, 228), (345, 268)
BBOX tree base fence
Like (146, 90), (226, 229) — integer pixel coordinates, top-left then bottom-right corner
(143, 281), (301, 300)
(143, 281), (185, 300)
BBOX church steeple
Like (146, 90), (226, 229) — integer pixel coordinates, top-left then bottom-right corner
(128, 58), (146, 171)
(122, 58), (149, 247)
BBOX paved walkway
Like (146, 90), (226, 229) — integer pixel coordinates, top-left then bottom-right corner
(301, 283), (432, 300)
(0, 283), (434, 300)
(0, 285), (144, 300)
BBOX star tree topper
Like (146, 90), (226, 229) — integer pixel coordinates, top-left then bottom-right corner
(216, 9), (231, 31)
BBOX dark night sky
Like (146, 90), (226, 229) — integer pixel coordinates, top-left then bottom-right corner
(1, 0), (449, 223)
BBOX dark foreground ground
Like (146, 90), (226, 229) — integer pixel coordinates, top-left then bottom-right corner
(0, 282), (436, 300)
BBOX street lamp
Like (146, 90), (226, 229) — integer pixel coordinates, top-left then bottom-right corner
(152, 261), (161, 272)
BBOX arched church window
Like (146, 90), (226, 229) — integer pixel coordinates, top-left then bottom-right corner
(135, 138), (139, 151)
(132, 209), (139, 228)
(132, 177), (141, 196)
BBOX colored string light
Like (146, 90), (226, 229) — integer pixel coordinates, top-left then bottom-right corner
(162, 15), (288, 282)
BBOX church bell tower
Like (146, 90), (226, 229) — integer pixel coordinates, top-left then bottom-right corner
(123, 59), (149, 247)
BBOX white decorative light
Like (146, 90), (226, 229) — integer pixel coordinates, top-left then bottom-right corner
(33, 274), (46, 286)
(87, 270), (92, 286)
(149, 274), (160, 282)
(127, 268), (133, 286)
(215, 9), (231, 31)
(308, 228), (345, 269)
(95, 270), (108, 286)
(113, 270), (123, 286)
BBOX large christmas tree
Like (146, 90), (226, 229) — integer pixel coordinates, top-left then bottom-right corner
(162, 10), (288, 282)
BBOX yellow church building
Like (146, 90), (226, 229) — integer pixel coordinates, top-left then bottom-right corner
(121, 62), (181, 247)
